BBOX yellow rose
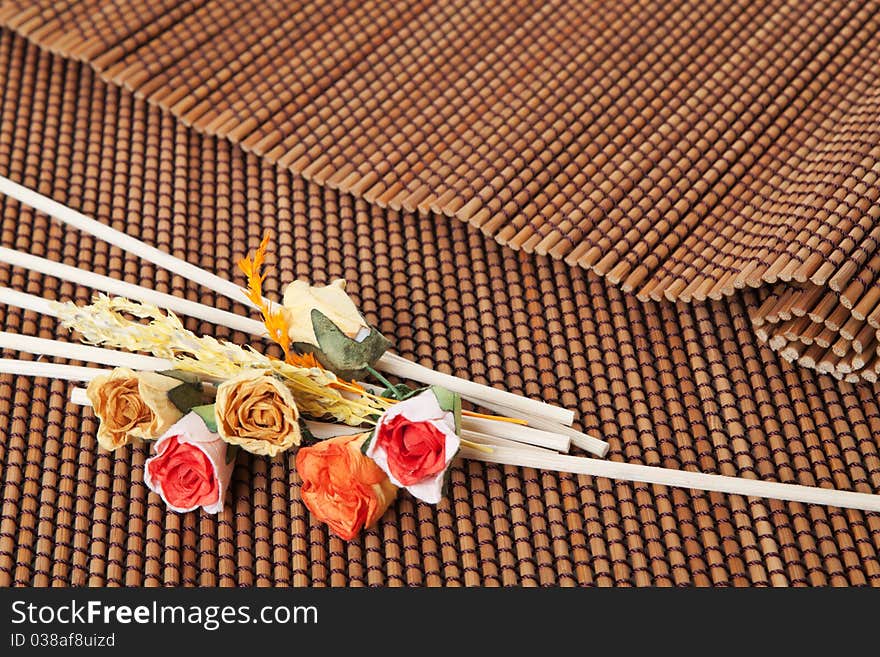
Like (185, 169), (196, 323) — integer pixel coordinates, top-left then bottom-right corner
(215, 370), (301, 457)
(86, 368), (184, 451)
(296, 433), (397, 540)
(281, 279), (369, 346)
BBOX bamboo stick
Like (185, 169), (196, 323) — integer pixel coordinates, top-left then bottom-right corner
(0, 175), (577, 429)
(854, 323), (878, 354)
(68, 386), (91, 406)
(0, 246), (265, 335)
(460, 430), (557, 454)
(378, 352), (575, 427)
(749, 287), (786, 327)
(0, 285), (60, 319)
(824, 303), (851, 332)
(0, 175), (245, 302)
(789, 285), (825, 318)
(459, 445), (880, 514)
(832, 333), (854, 358)
(0, 331), (170, 371)
(460, 415), (570, 453)
(0, 359), (104, 381)
(463, 395), (608, 457)
(840, 314), (865, 341)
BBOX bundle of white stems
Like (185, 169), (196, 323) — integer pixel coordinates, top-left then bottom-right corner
(1, 176), (880, 514)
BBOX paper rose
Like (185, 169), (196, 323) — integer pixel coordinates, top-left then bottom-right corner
(86, 368), (184, 451)
(281, 279), (370, 346)
(144, 412), (234, 514)
(280, 278), (391, 380)
(215, 369), (301, 457)
(365, 388), (461, 504)
(296, 433), (397, 540)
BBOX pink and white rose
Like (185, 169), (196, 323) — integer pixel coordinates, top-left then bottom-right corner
(365, 390), (460, 504)
(144, 412), (234, 514)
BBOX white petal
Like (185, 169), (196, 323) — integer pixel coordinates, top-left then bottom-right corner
(405, 470), (446, 504)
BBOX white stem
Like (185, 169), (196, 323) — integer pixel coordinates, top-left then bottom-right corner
(0, 176), (579, 435)
(461, 430), (555, 454)
(0, 286), (60, 318)
(464, 395), (609, 457)
(460, 445), (880, 513)
(0, 175), (247, 304)
(0, 331), (170, 370)
(0, 247), (266, 336)
(378, 352), (575, 427)
(541, 423), (609, 458)
(69, 387), (91, 406)
(0, 359), (106, 381)
(461, 416), (569, 452)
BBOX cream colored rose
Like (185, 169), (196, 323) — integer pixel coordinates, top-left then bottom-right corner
(215, 370), (301, 457)
(86, 368), (184, 451)
(281, 279), (369, 346)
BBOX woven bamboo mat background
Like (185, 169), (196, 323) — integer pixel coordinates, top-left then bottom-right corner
(2, 0), (879, 382)
(2, 29), (880, 586)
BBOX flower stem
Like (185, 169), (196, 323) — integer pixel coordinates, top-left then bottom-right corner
(365, 365), (405, 399)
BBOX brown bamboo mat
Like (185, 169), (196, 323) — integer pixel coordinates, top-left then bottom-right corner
(2, 1), (880, 383)
(3, 29), (880, 587)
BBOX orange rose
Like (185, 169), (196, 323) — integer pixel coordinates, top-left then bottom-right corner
(295, 434), (397, 540)
(86, 368), (183, 451)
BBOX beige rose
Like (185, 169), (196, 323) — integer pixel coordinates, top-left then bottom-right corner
(281, 279), (369, 346)
(86, 368), (184, 451)
(215, 370), (301, 457)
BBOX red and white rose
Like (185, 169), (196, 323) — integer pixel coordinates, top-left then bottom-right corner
(144, 412), (234, 514)
(365, 389), (460, 504)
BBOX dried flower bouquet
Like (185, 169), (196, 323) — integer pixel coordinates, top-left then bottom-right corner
(1, 175), (880, 539)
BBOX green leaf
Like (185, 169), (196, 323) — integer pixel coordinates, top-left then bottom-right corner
(167, 382), (207, 414)
(431, 385), (456, 411)
(191, 403), (218, 433)
(440, 464), (454, 500)
(438, 447), (461, 501)
(360, 427), (376, 455)
(292, 309), (391, 379)
(225, 443), (239, 465)
(157, 370), (201, 385)
(431, 386), (462, 433)
(380, 383), (425, 402)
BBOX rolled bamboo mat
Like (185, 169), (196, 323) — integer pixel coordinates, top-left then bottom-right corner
(2, 30), (880, 587)
(1, 0), (879, 381)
